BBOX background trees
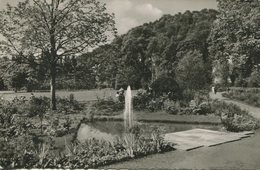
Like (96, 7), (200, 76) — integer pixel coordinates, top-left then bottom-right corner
(2, 0), (258, 100)
(208, 0), (260, 87)
(175, 50), (209, 91)
(0, 0), (115, 109)
(88, 9), (218, 90)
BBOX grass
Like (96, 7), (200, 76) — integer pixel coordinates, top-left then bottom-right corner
(0, 89), (119, 102)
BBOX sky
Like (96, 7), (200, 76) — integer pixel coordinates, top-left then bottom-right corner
(102, 0), (217, 34)
(0, 0), (217, 34)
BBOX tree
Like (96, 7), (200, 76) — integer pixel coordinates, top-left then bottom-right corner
(212, 59), (230, 86)
(4, 68), (27, 92)
(0, 0), (115, 109)
(208, 0), (260, 86)
(87, 9), (217, 89)
(248, 66), (260, 87)
(175, 50), (209, 90)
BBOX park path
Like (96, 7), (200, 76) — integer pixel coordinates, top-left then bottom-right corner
(103, 92), (260, 169)
(210, 92), (260, 119)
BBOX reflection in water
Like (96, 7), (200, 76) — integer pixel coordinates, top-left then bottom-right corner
(77, 121), (222, 143)
(77, 124), (116, 143)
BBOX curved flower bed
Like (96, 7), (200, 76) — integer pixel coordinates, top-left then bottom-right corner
(0, 126), (173, 169)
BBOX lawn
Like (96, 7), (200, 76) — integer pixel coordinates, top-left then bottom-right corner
(0, 89), (118, 102)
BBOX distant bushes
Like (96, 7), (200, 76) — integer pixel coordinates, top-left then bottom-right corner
(56, 94), (84, 114)
(150, 75), (182, 100)
(93, 97), (124, 115)
(133, 89), (152, 111)
(132, 89), (164, 112)
(93, 89), (165, 113)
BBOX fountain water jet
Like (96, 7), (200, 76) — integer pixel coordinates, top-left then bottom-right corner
(124, 86), (134, 130)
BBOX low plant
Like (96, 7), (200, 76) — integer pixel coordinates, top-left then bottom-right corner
(0, 125), (173, 169)
(133, 89), (152, 111)
(165, 100), (181, 115)
(147, 97), (165, 112)
(165, 99), (211, 115)
(27, 96), (50, 117)
(93, 97), (124, 115)
(0, 134), (54, 169)
(133, 90), (166, 112)
(210, 100), (259, 132)
(57, 94), (84, 114)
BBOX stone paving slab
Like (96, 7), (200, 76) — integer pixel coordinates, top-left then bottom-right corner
(164, 128), (254, 151)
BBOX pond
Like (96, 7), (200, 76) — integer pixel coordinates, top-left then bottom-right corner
(77, 121), (222, 143)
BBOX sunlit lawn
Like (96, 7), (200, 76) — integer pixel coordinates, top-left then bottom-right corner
(0, 88), (121, 102)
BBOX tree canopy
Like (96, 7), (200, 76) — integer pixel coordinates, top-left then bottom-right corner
(0, 0), (116, 109)
(208, 0), (260, 87)
(85, 9), (218, 90)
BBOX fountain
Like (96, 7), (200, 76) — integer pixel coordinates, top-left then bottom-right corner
(124, 86), (134, 130)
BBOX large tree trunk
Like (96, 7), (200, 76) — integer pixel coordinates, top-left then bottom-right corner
(50, 63), (57, 110)
(50, 27), (57, 110)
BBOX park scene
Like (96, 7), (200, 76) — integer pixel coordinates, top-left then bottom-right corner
(0, 0), (260, 169)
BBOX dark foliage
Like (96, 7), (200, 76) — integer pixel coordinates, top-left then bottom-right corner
(150, 75), (182, 100)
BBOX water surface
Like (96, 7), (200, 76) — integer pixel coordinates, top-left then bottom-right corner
(77, 121), (222, 143)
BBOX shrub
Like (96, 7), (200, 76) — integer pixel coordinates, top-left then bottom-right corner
(57, 94), (83, 114)
(210, 100), (259, 131)
(0, 134), (54, 169)
(150, 75), (182, 100)
(93, 97), (124, 115)
(147, 97), (165, 112)
(28, 96), (49, 117)
(0, 97), (27, 124)
(1, 117), (35, 138)
(165, 100), (181, 115)
(197, 102), (211, 115)
(194, 90), (210, 105)
(165, 98), (211, 115)
(0, 125), (173, 169)
(133, 89), (152, 111)
(247, 68), (260, 87)
(133, 90), (165, 112)
(181, 89), (195, 103)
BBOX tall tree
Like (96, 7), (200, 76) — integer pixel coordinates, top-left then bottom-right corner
(208, 0), (260, 86)
(0, 0), (115, 109)
(175, 50), (209, 90)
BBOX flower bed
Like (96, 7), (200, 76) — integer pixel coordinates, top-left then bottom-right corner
(210, 100), (259, 132)
(0, 126), (173, 169)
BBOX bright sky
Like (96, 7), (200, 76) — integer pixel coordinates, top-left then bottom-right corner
(101, 0), (217, 34)
(0, 0), (217, 35)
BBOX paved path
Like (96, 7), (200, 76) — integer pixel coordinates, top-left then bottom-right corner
(103, 92), (260, 169)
